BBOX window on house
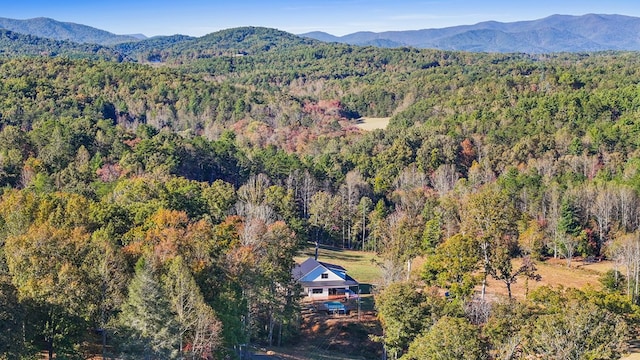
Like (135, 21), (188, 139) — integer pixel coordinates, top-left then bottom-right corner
(312, 288), (323, 294)
(321, 273), (329, 279)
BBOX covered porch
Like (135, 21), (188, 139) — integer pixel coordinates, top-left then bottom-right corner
(300, 280), (359, 300)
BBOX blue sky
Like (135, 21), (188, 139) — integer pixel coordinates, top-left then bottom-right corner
(4, 0), (640, 37)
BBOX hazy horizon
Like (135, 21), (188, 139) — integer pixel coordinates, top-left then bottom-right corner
(4, 0), (640, 37)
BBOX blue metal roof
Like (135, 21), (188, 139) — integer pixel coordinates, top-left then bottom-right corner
(292, 257), (359, 285)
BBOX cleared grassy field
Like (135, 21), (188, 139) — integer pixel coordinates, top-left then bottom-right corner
(292, 246), (640, 359)
(484, 257), (611, 299)
(295, 245), (382, 285)
(354, 117), (390, 131)
(294, 246), (615, 296)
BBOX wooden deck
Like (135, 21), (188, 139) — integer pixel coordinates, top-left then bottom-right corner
(302, 294), (354, 303)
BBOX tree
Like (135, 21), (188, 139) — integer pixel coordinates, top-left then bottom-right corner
(518, 219), (546, 260)
(356, 196), (373, 251)
(298, 169), (318, 219)
(460, 185), (520, 299)
(163, 256), (221, 359)
(4, 223), (95, 360)
(339, 170), (368, 249)
(162, 176), (209, 219)
(422, 206), (442, 251)
(393, 164), (429, 192)
(254, 221), (300, 346)
(196, 216), (245, 353)
(116, 258), (179, 359)
(403, 316), (487, 360)
(593, 185), (615, 250)
(483, 301), (531, 360)
(265, 185), (297, 224)
(544, 182), (563, 258)
(430, 164), (459, 195)
(558, 232), (582, 268)
(437, 195), (460, 239)
(617, 184), (638, 232)
(236, 173), (275, 225)
(557, 197), (584, 267)
(308, 190), (340, 245)
(222, 216), (300, 348)
(0, 267), (30, 359)
(422, 234), (480, 300)
(86, 228), (129, 360)
(123, 208), (190, 264)
(375, 282), (440, 359)
(378, 209), (424, 281)
(609, 231), (640, 304)
(526, 301), (627, 360)
(202, 179), (236, 223)
(367, 199), (388, 253)
(489, 251), (540, 299)
(237, 173), (270, 209)
(35, 123), (74, 173)
(600, 269), (626, 293)
(467, 159), (495, 190)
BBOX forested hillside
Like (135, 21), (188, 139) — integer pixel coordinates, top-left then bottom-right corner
(0, 17), (142, 45)
(1, 25), (640, 359)
(0, 29), (125, 60)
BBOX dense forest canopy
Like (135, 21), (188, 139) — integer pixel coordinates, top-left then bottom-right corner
(1, 26), (640, 359)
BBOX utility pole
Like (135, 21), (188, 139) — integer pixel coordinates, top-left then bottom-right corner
(357, 286), (361, 321)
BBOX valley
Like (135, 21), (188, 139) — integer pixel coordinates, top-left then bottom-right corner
(1, 12), (640, 360)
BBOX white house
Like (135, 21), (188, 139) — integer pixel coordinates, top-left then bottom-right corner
(292, 257), (359, 299)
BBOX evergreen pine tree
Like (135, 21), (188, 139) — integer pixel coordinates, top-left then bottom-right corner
(116, 257), (179, 359)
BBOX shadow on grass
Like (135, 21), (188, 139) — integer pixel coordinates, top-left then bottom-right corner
(299, 243), (373, 263)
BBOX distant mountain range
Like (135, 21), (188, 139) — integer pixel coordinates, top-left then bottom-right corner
(301, 14), (640, 53)
(1, 14), (640, 54)
(0, 29), (125, 60)
(0, 17), (144, 45)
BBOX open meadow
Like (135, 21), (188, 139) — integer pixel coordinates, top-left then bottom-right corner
(295, 245), (616, 299)
(484, 257), (612, 298)
(353, 117), (390, 131)
(295, 245), (383, 286)
(289, 246), (640, 359)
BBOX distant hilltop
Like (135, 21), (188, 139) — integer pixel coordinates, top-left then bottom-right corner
(0, 17), (144, 45)
(300, 14), (640, 53)
(3, 14), (640, 53)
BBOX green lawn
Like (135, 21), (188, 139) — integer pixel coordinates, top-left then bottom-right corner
(295, 244), (382, 286)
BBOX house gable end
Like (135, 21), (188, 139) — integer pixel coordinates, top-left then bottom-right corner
(300, 265), (343, 282)
(319, 262), (346, 280)
(328, 268), (346, 279)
